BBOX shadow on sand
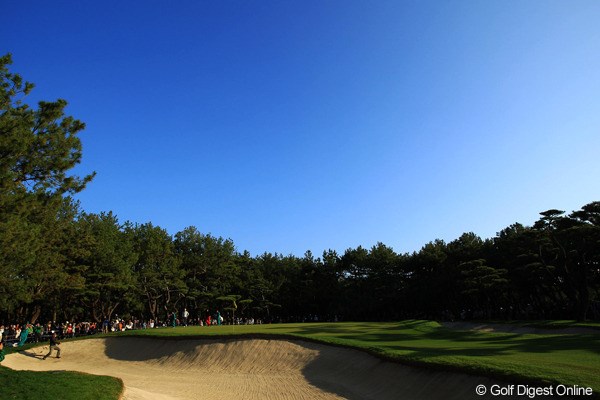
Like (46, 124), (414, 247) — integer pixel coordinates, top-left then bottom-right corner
(18, 349), (45, 359)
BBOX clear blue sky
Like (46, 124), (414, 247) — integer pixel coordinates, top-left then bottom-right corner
(4, 1), (600, 256)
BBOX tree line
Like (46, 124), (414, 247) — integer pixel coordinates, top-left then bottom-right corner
(1, 54), (599, 325)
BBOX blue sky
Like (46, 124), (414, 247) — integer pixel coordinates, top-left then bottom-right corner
(4, 1), (600, 256)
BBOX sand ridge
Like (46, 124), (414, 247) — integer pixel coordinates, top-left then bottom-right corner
(4, 337), (501, 399)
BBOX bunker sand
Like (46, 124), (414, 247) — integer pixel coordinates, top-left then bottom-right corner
(4, 337), (498, 399)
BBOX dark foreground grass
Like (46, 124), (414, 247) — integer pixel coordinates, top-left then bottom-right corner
(1, 340), (123, 399)
(2, 320), (598, 399)
(0, 366), (123, 400)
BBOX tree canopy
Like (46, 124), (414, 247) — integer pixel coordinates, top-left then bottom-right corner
(1, 53), (95, 199)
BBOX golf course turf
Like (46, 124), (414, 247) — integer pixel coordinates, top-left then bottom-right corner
(0, 367), (123, 400)
(1, 320), (598, 399)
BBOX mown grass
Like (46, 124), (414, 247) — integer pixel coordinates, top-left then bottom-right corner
(2, 320), (598, 399)
(0, 366), (122, 400)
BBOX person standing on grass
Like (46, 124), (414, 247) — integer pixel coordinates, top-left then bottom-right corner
(17, 324), (30, 346)
(33, 323), (43, 343)
(183, 308), (189, 326)
(0, 341), (5, 363)
(42, 332), (61, 359)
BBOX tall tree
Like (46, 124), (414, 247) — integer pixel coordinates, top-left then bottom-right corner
(237, 251), (276, 319)
(318, 249), (343, 319)
(0, 53), (95, 198)
(460, 259), (508, 319)
(534, 203), (600, 320)
(190, 232), (239, 309)
(174, 226), (208, 312)
(129, 223), (184, 321)
(406, 239), (448, 318)
(14, 197), (86, 323)
(491, 223), (559, 319)
(78, 212), (138, 322)
(0, 53), (94, 322)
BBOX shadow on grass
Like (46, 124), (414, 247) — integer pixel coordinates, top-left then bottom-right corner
(268, 322), (600, 358)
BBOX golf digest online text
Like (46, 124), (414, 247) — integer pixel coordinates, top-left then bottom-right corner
(475, 384), (594, 398)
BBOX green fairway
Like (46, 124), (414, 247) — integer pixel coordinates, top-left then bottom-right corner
(2, 320), (598, 399)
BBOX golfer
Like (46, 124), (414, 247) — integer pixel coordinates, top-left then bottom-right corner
(42, 332), (61, 359)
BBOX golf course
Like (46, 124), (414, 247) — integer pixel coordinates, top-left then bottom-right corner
(3, 3), (600, 400)
(2, 320), (599, 399)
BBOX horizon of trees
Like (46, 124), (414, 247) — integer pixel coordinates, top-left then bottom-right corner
(2, 53), (599, 325)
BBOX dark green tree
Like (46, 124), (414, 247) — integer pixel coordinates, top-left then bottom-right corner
(236, 251), (277, 319)
(534, 203), (600, 320)
(460, 259), (508, 319)
(491, 223), (559, 319)
(197, 233), (239, 307)
(129, 223), (185, 321)
(0, 53), (95, 199)
(0, 53), (94, 322)
(174, 226), (209, 312)
(405, 239), (447, 318)
(318, 249), (344, 319)
(13, 197), (86, 323)
(78, 212), (138, 322)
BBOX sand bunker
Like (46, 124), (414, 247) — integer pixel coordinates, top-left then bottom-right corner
(4, 337), (500, 399)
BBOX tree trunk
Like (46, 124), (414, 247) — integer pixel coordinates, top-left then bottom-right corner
(92, 307), (101, 323)
(30, 304), (42, 324)
(575, 285), (590, 321)
(103, 302), (120, 322)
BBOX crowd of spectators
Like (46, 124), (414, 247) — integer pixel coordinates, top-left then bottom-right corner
(0, 321), (99, 346)
(0, 311), (269, 348)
